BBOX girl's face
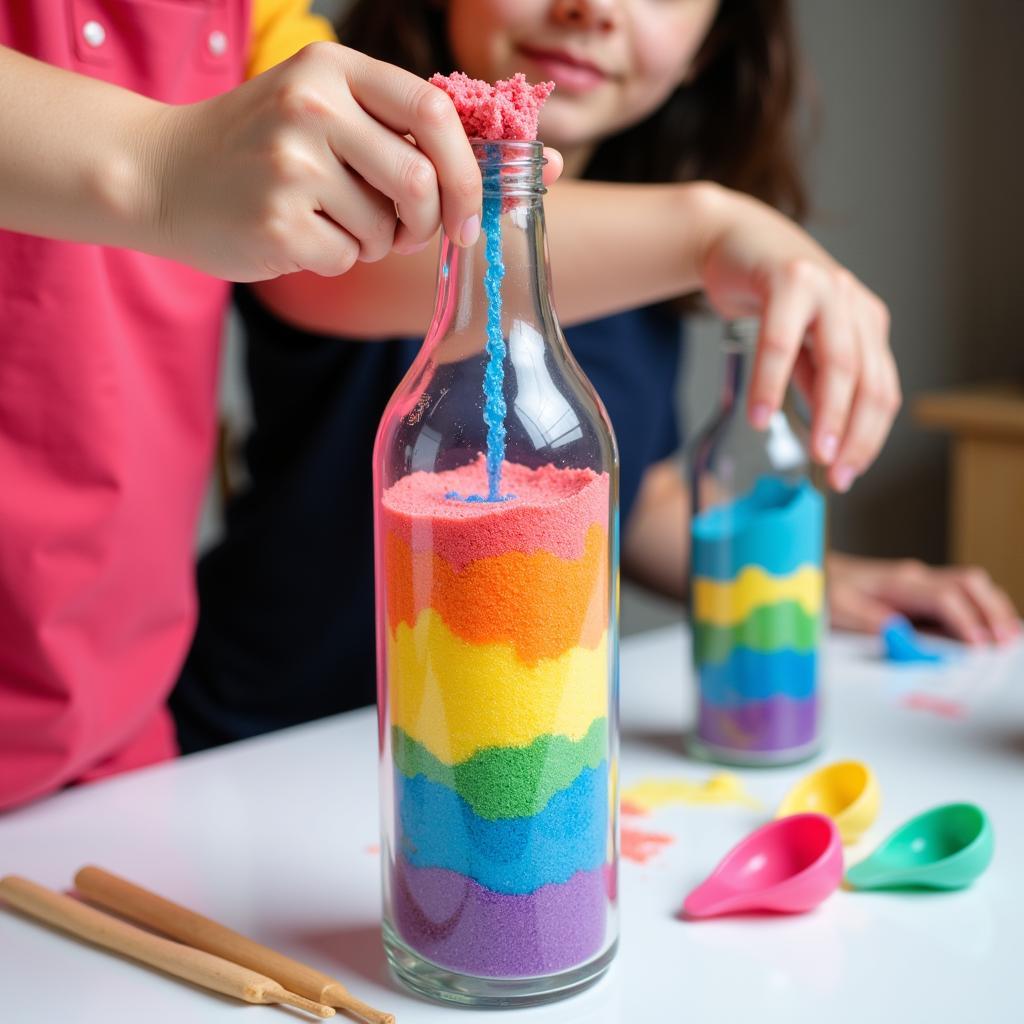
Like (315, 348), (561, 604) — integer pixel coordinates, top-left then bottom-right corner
(446, 0), (720, 167)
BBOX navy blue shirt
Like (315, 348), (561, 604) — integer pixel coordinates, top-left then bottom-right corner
(171, 288), (683, 753)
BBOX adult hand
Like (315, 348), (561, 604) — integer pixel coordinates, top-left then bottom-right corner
(828, 552), (1021, 645)
(697, 186), (899, 492)
(148, 43), (487, 281)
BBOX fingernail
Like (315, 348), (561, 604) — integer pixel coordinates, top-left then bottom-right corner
(833, 465), (856, 492)
(968, 627), (986, 645)
(750, 403), (772, 430)
(459, 214), (480, 247)
(818, 433), (839, 463)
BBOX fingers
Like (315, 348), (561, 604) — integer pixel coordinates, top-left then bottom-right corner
(325, 98), (444, 250)
(344, 52), (482, 247)
(542, 147), (564, 186)
(748, 263), (819, 429)
(828, 579), (897, 634)
(286, 211), (363, 278)
(317, 163), (397, 264)
(807, 273), (858, 473)
(956, 568), (1022, 645)
(830, 293), (899, 491)
(878, 561), (1019, 646)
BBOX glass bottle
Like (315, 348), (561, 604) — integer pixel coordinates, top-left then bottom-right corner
(687, 319), (826, 766)
(373, 140), (620, 1006)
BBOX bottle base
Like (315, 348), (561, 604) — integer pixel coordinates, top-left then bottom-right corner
(383, 921), (617, 1008)
(687, 731), (821, 768)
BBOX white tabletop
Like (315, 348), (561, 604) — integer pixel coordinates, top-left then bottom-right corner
(1, 625), (1021, 1023)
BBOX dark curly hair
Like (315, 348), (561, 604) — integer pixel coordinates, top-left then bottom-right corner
(336, 0), (808, 219)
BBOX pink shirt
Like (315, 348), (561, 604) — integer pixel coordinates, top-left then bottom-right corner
(0, 0), (249, 809)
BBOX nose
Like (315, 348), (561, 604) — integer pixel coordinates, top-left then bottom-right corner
(550, 0), (620, 33)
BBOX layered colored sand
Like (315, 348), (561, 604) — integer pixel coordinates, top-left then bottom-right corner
(691, 477), (824, 755)
(381, 458), (611, 977)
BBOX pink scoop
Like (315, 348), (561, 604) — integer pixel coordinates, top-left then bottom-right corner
(683, 813), (843, 919)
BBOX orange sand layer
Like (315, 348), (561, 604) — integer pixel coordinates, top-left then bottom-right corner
(383, 524), (607, 665)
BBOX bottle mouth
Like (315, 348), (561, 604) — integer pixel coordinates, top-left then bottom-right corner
(470, 139), (546, 199)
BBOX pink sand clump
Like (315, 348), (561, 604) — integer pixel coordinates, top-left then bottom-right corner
(430, 72), (554, 141)
(381, 458), (609, 571)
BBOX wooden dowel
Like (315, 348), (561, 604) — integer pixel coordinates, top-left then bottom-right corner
(0, 876), (334, 1018)
(74, 866), (395, 1024)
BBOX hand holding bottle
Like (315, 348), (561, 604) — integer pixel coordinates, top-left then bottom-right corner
(695, 185), (899, 493)
(148, 43), (491, 280)
(0, 42), (500, 281)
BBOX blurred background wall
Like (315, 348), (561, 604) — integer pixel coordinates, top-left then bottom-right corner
(209, 1), (1024, 635)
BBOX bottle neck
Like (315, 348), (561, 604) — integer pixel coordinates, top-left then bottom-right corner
(719, 320), (759, 411)
(424, 141), (557, 360)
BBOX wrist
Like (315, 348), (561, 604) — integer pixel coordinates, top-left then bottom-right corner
(672, 181), (732, 288)
(89, 94), (179, 258)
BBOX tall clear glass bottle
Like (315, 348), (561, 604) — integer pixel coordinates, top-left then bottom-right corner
(373, 141), (619, 1006)
(688, 320), (825, 766)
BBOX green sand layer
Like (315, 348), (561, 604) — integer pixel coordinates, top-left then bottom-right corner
(693, 600), (820, 665)
(392, 718), (608, 820)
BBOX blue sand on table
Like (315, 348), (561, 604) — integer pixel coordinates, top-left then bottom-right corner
(397, 765), (608, 895)
(699, 648), (817, 703)
(692, 477), (825, 580)
(882, 615), (946, 664)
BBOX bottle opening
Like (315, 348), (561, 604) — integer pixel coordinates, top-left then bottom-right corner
(471, 139), (546, 200)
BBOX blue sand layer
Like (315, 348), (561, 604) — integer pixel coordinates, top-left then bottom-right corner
(481, 167), (507, 501)
(396, 764), (608, 895)
(697, 648), (817, 703)
(882, 615), (946, 664)
(698, 694), (818, 753)
(692, 477), (825, 580)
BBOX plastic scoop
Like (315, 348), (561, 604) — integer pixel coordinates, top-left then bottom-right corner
(777, 760), (880, 843)
(683, 813), (843, 919)
(845, 803), (993, 891)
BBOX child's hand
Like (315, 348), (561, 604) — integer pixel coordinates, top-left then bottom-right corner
(828, 552), (1021, 645)
(148, 43), (485, 281)
(696, 186), (899, 493)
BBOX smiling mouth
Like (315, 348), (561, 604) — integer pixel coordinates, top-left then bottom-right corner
(516, 44), (612, 93)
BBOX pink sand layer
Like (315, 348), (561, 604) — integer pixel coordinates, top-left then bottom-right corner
(430, 72), (554, 141)
(380, 457), (609, 571)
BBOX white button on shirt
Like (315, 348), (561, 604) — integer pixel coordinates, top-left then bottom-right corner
(82, 20), (105, 48)
(207, 30), (228, 57)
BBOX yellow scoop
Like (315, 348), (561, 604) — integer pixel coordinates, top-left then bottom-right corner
(777, 760), (880, 844)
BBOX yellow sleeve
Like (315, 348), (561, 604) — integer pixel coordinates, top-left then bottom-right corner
(247, 0), (337, 78)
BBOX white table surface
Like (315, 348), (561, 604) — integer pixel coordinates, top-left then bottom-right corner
(1, 625), (1022, 1023)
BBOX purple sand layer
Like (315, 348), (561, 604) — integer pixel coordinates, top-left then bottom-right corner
(392, 857), (609, 978)
(697, 694), (818, 753)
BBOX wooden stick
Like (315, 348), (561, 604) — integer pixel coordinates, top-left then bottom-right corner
(74, 866), (395, 1024)
(0, 876), (334, 1017)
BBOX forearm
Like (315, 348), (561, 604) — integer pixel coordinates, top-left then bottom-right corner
(621, 459), (691, 600)
(0, 45), (163, 252)
(254, 179), (725, 338)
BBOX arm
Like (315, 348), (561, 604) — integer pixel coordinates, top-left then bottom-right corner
(0, 42), (482, 281)
(253, 180), (708, 338)
(621, 459), (690, 600)
(0, 45), (164, 255)
(256, 181), (899, 493)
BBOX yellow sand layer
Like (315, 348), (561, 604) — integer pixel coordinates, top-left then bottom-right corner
(388, 608), (608, 766)
(693, 564), (824, 627)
